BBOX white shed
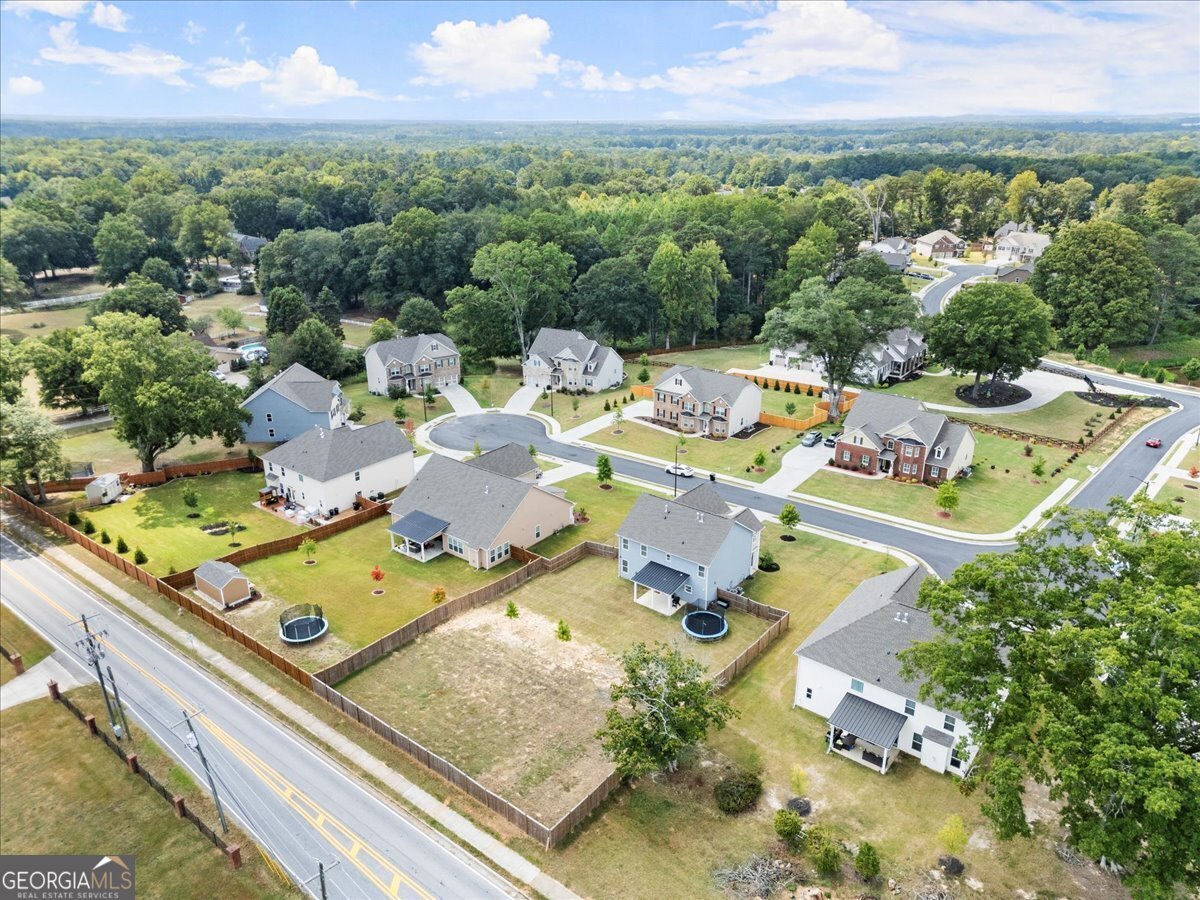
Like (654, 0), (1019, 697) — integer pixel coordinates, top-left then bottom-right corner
(85, 473), (123, 505)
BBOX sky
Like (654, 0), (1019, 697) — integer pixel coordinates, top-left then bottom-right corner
(0, 0), (1197, 121)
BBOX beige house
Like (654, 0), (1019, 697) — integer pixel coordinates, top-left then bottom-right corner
(914, 230), (966, 260)
(364, 333), (461, 395)
(652, 365), (762, 438)
(387, 453), (574, 570)
(195, 560), (252, 608)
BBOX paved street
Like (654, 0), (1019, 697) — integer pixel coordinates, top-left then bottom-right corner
(919, 264), (991, 316)
(0, 534), (520, 900)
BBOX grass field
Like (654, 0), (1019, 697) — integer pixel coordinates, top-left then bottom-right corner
(59, 427), (274, 478)
(1, 302), (94, 341)
(1, 686), (290, 899)
(758, 387), (820, 419)
(532, 367), (641, 427)
(81, 473), (303, 576)
(463, 372), (524, 409)
(338, 554), (762, 823)
(1160, 478), (1200, 520)
(530, 474), (659, 558)
(339, 378), (452, 427)
(233, 522), (520, 668)
(340, 321), (373, 348)
(650, 345), (769, 373)
(0, 604), (53, 687)
(883, 374), (977, 406)
(589, 420), (799, 483)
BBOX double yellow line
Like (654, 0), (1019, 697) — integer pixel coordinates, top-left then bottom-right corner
(1, 561), (434, 900)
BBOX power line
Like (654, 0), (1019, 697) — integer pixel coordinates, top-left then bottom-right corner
(70, 612), (123, 740)
(170, 708), (229, 835)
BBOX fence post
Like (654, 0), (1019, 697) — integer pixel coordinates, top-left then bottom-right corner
(48, 680), (60, 701)
(125, 753), (139, 774)
(10, 654), (23, 675)
(172, 795), (187, 818)
(84, 714), (98, 735)
(226, 845), (242, 869)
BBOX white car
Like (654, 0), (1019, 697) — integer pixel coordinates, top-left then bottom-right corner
(665, 463), (695, 478)
(209, 370), (227, 382)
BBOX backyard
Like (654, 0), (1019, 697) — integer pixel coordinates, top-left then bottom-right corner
(232, 522), (521, 668)
(758, 387), (820, 420)
(80, 472), (302, 576)
(650, 345), (769, 373)
(530, 474), (659, 558)
(589, 419), (799, 483)
(1, 302), (95, 341)
(59, 425), (273, 475)
(337, 554), (765, 823)
(0, 604), (53, 687)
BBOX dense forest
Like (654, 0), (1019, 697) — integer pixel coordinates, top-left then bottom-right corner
(2, 118), (1198, 366)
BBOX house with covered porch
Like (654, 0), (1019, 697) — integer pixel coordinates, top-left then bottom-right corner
(832, 391), (974, 484)
(793, 565), (978, 776)
(615, 482), (761, 614)
(386, 452), (573, 569)
(651, 366), (762, 438)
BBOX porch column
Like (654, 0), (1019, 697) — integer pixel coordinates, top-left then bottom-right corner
(880, 747), (888, 775)
(826, 725), (834, 755)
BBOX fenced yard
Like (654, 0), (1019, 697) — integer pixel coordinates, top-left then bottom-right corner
(529, 475), (658, 558)
(337, 554), (767, 823)
(79, 472), (303, 575)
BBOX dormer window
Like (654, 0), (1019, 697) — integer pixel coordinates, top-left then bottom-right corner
(934, 447), (945, 460)
(431, 342), (439, 351)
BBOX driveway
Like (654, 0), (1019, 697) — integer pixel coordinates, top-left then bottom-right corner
(504, 384), (542, 414)
(439, 382), (483, 415)
(760, 439), (831, 493)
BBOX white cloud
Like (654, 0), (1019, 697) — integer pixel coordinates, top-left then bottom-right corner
(182, 20), (205, 44)
(8, 74), (45, 94)
(412, 14), (560, 95)
(0, 0), (88, 17)
(39, 21), (189, 86)
(89, 0), (126, 31)
(205, 46), (379, 106)
(566, 63), (636, 93)
(234, 20), (251, 54)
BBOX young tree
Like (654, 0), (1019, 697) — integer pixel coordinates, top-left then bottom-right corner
(0, 400), (65, 502)
(90, 274), (188, 334)
(77, 312), (249, 472)
(855, 843), (881, 881)
(900, 499), (1200, 897)
(422, 383), (437, 408)
(505, 600), (519, 620)
(395, 296), (444, 336)
(936, 815), (968, 856)
(299, 538), (318, 563)
(596, 454), (613, 486)
(753, 450), (767, 468)
(778, 503), (801, 530)
(935, 479), (960, 515)
(470, 240), (575, 362)
(393, 399), (407, 422)
(556, 620), (572, 642)
(182, 485), (200, 514)
(611, 406), (624, 431)
(215, 307), (245, 337)
(637, 367), (650, 383)
(784, 401), (797, 416)
(597, 642), (736, 776)
(759, 277), (916, 419)
(527, 443), (538, 458)
(368, 318), (397, 345)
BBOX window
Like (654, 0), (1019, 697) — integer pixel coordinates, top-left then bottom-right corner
(804, 687), (813, 700)
(621, 537), (628, 550)
(447, 536), (464, 554)
(298, 474), (305, 483)
(354, 471), (361, 482)
(842, 450), (851, 462)
(886, 439), (894, 450)
(268, 428), (275, 439)
(267, 462), (274, 472)
(860, 454), (870, 466)
(665, 553), (671, 561)
(930, 467), (940, 479)
(944, 714), (956, 733)
(436, 358), (443, 368)
(684, 584), (692, 594)
(850, 678), (864, 693)
(640, 544), (647, 557)
(431, 342), (439, 351)
(911, 732), (924, 752)
(950, 748), (963, 770)
(904, 698), (916, 716)
(934, 447), (945, 460)
(534, 525), (541, 539)
(265, 413), (273, 423)
(698, 565), (705, 577)
(621, 559), (628, 574)
(280, 467), (286, 476)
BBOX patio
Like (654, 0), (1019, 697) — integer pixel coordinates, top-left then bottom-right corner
(825, 691), (907, 775)
(630, 560), (689, 616)
(386, 510), (450, 562)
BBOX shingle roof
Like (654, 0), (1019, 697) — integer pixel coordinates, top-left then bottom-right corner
(241, 363), (340, 414)
(796, 565), (935, 698)
(921, 724), (955, 748)
(262, 422), (412, 482)
(997, 231), (1050, 251)
(917, 229), (964, 245)
(842, 390), (971, 462)
(675, 482), (733, 516)
(655, 365), (759, 405)
(388, 453), (571, 549)
(196, 560), (245, 589)
(466, 442), (537, 479)
(365, 333), (457, 367)
(828, 692), (909, 749)
(527, 327), (604, 368)
(617, 488), (760, 566)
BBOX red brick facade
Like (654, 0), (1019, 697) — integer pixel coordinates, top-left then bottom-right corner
(833, 437), (953, 483)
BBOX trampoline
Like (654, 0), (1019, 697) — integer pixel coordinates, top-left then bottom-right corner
(682, 610), (729, 642)
(279, 604), (328, 644)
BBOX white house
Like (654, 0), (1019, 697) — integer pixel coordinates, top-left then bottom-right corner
(994, 231), (1051, 263)
(793, 565), (978, 776)
(523, 327), (625, 393)
(652, 366), (762, 438)
(364, 333), (461, 396)
(261, 422), (414, 515)
(218, 274), (243, 293)
(914, 230), (966, 260)
(771, 328), (928, 385)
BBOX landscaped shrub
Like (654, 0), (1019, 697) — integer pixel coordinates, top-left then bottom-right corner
(784, 382), (792, 393)
(814, 841), (841, 878)
(758, 549), (779, 572)
(115, 536), (129, 554)
(774, 380), (781, 391)
(133, 548), (148, 565)
(81, 518), (96, 535)
(505, 600), (519, 619)
(603, 399), (611, 411)
(66, 509), (81, 526)
(855, 842), (880, 881)
(1155, 368), (1166, 384)
(714, 768), (762, 814)
(99, 531), (110, 544)
(773, 809), (805, 853)
(806, 385), (814, 396)
(556, 620), (571, 641)
(629, 391), (635, 401)
(1023, 443), (1033, 457)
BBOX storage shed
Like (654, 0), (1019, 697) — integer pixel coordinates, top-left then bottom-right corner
(195, 560), (253, 608)
(85, 473), (123, 506)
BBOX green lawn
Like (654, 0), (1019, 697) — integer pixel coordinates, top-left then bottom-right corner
(1183, 446), (1200, 471)
(81, 472), (303, 575)
(1, 303), (94, 341)
(758, 387), (820, 419)
(1161, 478), (1200, 521)
(952, 392), (1133, 443)
(884, 374), (978, 407)
(463, 372), (524, 409)
(233, 521), (520, 667)
(589, 420), (799, 483)
(650, 345), (769, 373)
(59, 427), (273, 477)
(532, 367), (641, 427)
(339, 378), (452, 427)
(340, 321), (374, 348)
(531, 474), (663, 558)
(1, 686), (290, 899)
(0, 604), (53, 687)
(902, 275), (933, 293)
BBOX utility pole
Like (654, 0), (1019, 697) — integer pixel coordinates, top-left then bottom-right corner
(72, 613), (120, 739)
(302, 859), (340, 900)
(172, 708), (228, 834)
(106, 665), (132, 741)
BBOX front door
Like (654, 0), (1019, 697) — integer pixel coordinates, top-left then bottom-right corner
(880, 458), (892, 474)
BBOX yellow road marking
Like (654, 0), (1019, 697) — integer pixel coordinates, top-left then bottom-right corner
(1, 561), (435, 900)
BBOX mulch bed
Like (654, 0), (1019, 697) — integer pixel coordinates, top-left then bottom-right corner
(953, 381), (1032, 407)
(730, 422), (771, 440)
(1075, 391), (1174, 409)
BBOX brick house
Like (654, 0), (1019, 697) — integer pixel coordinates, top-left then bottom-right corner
(652, 366), (762, 438)
(364, 333), (460, 396)
(833, 392), (974, 483)
(914, 230), (966, 260)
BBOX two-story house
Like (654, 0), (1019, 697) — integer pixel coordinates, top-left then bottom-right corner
(364, 333), (460, 396)
(771, 328), (927, 386)
(615, 482), (761, 612)
(833, 391), (974, 483)
(386, 452), (573, 570)
(240, 362), (349, 443)
(994, 230), (1051, 264)
(862, 237), (912, 272)
(794, 565), (978, 776)
(652, 366), (762, 438)
(914, 229), (966, 260)
(523, 327), (624, 393)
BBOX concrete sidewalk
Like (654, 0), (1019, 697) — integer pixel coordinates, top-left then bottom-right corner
(557, 400), (654, 443)
(0, 651), (89, 710)
(759, 441), (829, 494)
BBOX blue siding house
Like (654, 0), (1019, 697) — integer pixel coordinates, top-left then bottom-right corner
(240, 363), (350, 443)
(616, 483), (761, 611)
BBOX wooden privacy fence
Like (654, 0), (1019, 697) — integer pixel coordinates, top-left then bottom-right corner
(1, 486), (312, 690)
(39, 455), (261, 494)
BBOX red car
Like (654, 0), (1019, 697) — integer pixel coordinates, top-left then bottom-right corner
(1145, 438), (1163, 448)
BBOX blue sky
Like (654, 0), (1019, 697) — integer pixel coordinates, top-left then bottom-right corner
(1, 0), (1197, 120)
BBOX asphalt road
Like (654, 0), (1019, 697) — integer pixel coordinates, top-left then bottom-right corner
(431, 367), (1195, 577)
(919, 264), (992, 316)
(0, 534), (519, 900)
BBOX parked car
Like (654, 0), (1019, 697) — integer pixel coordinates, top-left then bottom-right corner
(209, 370), (227, 382)
(665, 462), (695, 477)
(823, 430), (843, 448)
(1145, 438), (1163, 448)
(801, 430), (823, 447)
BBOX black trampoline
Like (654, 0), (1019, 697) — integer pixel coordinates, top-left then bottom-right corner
(279, 604), (328, 644)
(682, 610), (729, 642)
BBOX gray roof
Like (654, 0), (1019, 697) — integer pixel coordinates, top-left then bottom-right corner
(388, 510), (450, 544)
(916, 229), (964, 246)
(994, 221), (1020, 239)
(865, 249), (909, 270)
(365, 333), (457, 367)
(996, 262), (1035, 281)
(632, 561), (690, 595)
(526, 327), (615, 372)
(873, 328), (926, 367)
(388, 453), (571, 549)
(195, 560), (245, 589)
(242, 363), (339, 414)
(872, 237), (910, 252)
(262, 422), (412, 482)
(796, 565), (934, 697)
(997, 231), (1050, 252)
(230, 232), (268, 255)
(466, 442), (537, 479)
(921, 725), (955, 748)
(655, 365), (759, 405)
(842, 390), (971, 460)
(828, 692), (908, 749)
(617, 486), (761, 567)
